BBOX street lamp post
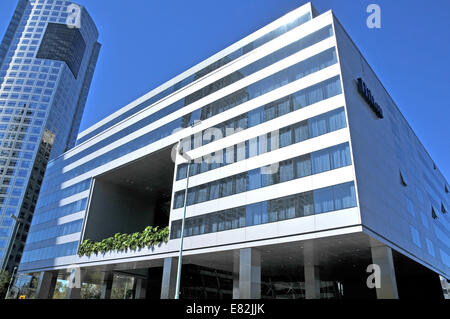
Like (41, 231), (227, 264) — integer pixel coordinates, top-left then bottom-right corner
(174, 144), (193, 300)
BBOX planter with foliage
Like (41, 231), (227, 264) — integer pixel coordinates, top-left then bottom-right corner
(78, 226), (169, 257)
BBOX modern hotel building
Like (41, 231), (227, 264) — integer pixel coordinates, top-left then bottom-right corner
(0, 0), (100, 273)
(17, 2), (449, 299)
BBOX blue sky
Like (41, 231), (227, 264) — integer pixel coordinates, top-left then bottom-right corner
(0, 0), (449, 180)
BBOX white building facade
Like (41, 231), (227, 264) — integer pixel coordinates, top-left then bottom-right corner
(17, 3), (449, 299)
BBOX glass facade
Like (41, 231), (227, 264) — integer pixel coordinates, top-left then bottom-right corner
(173, 143), (352, 209)
(170, 182), (357, 239)
(43, 50), (340, 187)
(75, 11), (313, 145)
(15, 1), (450, 291)
(20, 16), (342, 270)
(36, 22), (86, 77)
(176, 107), (347, 180)
(45, 30), (336, 180)
(0, 0), (100, 272)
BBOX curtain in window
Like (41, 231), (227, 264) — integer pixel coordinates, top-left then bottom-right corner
(314, 188), (334, 214)
(197, 185), (209, 203)
(189, 162), (198, 177)
(235, 174), (247, 194)
(231, 209), (240, 229)
(208, 152), (222, 170)
(294, 122), (309, 143)
(238, 208), (246, 227)
(309, 115), (328, 138)
(236, 142), (246, 161)
(224, 213), (232, 230)
(210, 214), (218, 232)
(192, 219), (200, 236)
(286, 197), (296, 219)
(209, 182), (219, 200)
(248, 108), (261, 128)
(308, 86), (324, 105)
(184, 220), (192, 237)
(293, 91), (307, 110)
(330, 143), (351, 169)
(174, 192), (185, 209)
(262, 170), (277, 187)
(264, 104), (276, 122)
(199, 216), (207, 234)
(258, 135), (268, 155)
(187, 188), (197, 206)
(312, 149), (331, 174)
(246, 203), (259, 226)
(333, 183), (356, 210)
(221, 177), (233, 197)
(176, 164), (187, 180)
(279, 127), (292, 148)
(217, 214), (225, 231)
(236, 116), (248, 130)
(200, 161), (209, 174)
(277, 99), (291, 117)
(260, 202), (268, 224)
(325, 77), (342, 97)
(328, 108), (346, 131)
(296, 155), (312, 178)
(276, 200), (286, 221)
(248, 169), (261, 191)
(280, 160), (294, 182)
(268, 201), (277, 222)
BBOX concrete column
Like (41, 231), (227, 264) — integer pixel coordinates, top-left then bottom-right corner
(66, 268), (86, 299)
(160, 257), (178, 299)
(370, 245), (399, 299)
(135, 278), (147, 299)
(35, 272), (58, 299)
(238, 248), (261, 299)
(232, 250), (240, 299)
(303, 241), (321, 299)
(100, 272), (114, 299)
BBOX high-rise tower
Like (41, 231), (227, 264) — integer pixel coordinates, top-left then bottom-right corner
(0, 0), (100, 273)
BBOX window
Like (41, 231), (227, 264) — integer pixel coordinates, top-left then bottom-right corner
(235, 174), (247, 194)
(295, 154), (312, 178)
(405, 197), (416, 217)
(334, 183), (357, 210)
(314, 188), (334, 214)
(279, 127), (292, 148)
(248, 169), (261, 191)
(431, 206), (438, 219)
(312, 149), (331, 174)
(309, 114), (328, 138)
(280, 159), (294, 182)
(409, 225), (422, 248)
(36, 23), (86, 77)
(425, 238), (435, 257)
(293, 121), (309, 143)
(330, 144), (351, 169)
(399, 169), (408, 186)
(173, 192), (184, 209)
(197, 185), (209, 203)
(209, 182), (220, 200)
(171, 183), (357, 239)
(220, 177), (233, 197)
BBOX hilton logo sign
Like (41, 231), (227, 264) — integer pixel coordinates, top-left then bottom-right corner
(357, 78), (383, 119)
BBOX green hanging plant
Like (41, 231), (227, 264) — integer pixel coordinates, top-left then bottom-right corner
(78, 226), (169, 257)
